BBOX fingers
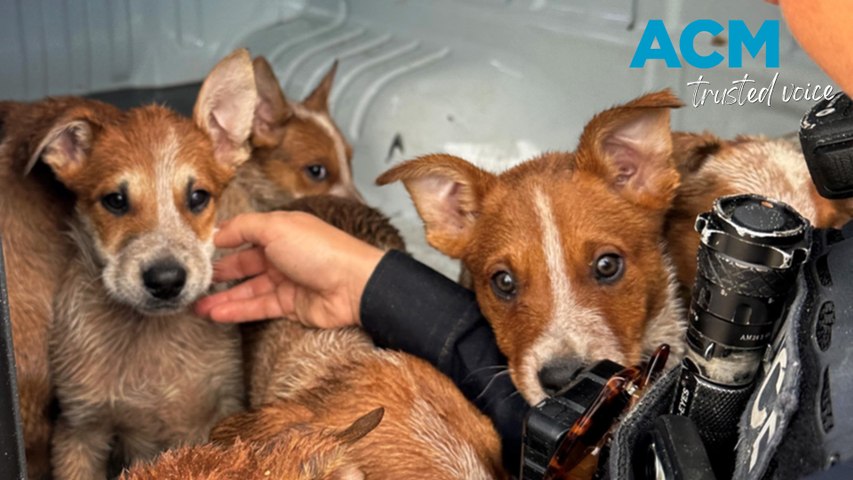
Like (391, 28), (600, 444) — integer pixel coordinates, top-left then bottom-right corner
(207, 292), (290, 323)
(195, 274), (294, 321)
(215, 212), (289, 249)
(213, 247), (267, 282)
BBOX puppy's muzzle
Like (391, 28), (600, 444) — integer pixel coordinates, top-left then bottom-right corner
(142, 258), (187, 301)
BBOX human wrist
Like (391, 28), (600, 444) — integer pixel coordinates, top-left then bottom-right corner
(348, 244), (385, 326)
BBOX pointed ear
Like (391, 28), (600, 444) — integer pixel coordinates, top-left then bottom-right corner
(576, 90), (683, 210)
(194, 48), (259, 171)
(303, 60), (338, 111)
(252, 56), (293, 148)
(334, 408), (383, 445)
(376, 154), (494, 258)
(27, 117), (96, 182)
(670, 131), (722, 175)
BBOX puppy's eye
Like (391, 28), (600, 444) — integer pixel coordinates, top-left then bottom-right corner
(305, 164), (328, 182)
(101, 192), (129, 216)
(188, 189), (211, 213)
(594, 253), (624, 283)
(490, 270), (517, 300)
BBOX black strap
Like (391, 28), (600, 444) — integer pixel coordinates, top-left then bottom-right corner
(0, 236), (27, 479)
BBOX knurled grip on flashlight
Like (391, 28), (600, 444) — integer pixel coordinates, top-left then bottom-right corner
(673, 366), (754, 469)
(697, 247), (798, 298)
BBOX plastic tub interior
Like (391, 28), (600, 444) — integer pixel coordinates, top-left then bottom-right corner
(0, 0), (835, 279)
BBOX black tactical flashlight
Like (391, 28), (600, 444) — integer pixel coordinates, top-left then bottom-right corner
(671, 194), (811, 478)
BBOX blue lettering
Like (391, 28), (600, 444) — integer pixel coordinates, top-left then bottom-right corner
(680, 19), (724, 69)
(729, 20), (780, 68)
(630, 20), (681, 68)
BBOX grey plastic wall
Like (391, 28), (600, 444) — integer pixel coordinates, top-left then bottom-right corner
(0, 0), (834, 278)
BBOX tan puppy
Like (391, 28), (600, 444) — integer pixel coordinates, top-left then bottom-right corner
(122, 409), (383, 480)
(221, 197), (506, 479)
(47, 49), (257, 479)
(222, 57), (362, 219)
(378, 91), (687, 405)
(0, 97), (121, 479)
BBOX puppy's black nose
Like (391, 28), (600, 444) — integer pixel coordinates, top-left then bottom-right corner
(538, 357), (585, 395)
(142, 260), (187, 300)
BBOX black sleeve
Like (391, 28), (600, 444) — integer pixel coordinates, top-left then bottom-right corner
(360, 249), (530, 474)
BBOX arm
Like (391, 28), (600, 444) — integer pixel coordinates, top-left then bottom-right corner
(195, 212), (529, 473)
(769, 0), (853, 94)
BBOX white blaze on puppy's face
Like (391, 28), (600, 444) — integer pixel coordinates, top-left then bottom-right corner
(291, 102), (362, 202)
(516, 188), (624, 404)
(249, 57), (363, 204)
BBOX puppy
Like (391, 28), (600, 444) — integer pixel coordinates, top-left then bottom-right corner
(221, 57), (362, 219)
(284, 195), (406, 252)
(122, 408), (384, 480)
(221, 197), (505, 479)
(666, 133), (853, 294)
(0, 98), (122, 479)
(378, 91), (687, 405)
(46, 49), (258, 479)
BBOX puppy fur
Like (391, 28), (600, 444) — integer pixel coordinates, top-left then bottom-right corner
(220, 57), (362, 220)
(229, 197), (505, 479)
(0, 97), (123, 479)
(284, 195), (406, 252)
(46, 49), (258, 479)
(666, 132), (853, 294)
(122, 409), (383, 480)
(378, 91), (688, 405)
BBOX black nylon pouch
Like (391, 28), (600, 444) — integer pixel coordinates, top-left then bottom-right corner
(607, 365), (679, 479)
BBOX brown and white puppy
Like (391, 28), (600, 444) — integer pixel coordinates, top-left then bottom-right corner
(227, 198), (505, 480)
(0, 97), (123, 479)
(122, 408), (384, 480)
(666, 133), (853, 294)
(378, 91), (687, 405)
(222, 57), (362, 219)
(46, 49), (258, 479)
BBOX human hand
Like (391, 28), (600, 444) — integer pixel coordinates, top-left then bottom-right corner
(194, 211), (385, 328)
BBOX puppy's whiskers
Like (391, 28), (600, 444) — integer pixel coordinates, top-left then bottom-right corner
(475, 368), (510, 401)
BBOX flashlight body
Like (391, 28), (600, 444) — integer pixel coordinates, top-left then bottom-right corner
(671, 195), (810, 478)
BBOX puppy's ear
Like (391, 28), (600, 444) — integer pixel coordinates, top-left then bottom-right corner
(670, 131), (722, 175)
(194, 48), (259, 171)
(377, 154), (494, 258)
(303, 60), (338, 112)
(334, 407), (383, 445)
(252, 56), (293, 148)
(27, 117), (96, 182)
(576, 89), (683, 210)
(316, 408), (381, 480)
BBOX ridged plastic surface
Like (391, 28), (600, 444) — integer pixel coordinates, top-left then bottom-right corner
(0, 0), (834, 278)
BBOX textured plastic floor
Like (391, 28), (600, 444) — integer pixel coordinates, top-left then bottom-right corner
(1, 0), (834, 278)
